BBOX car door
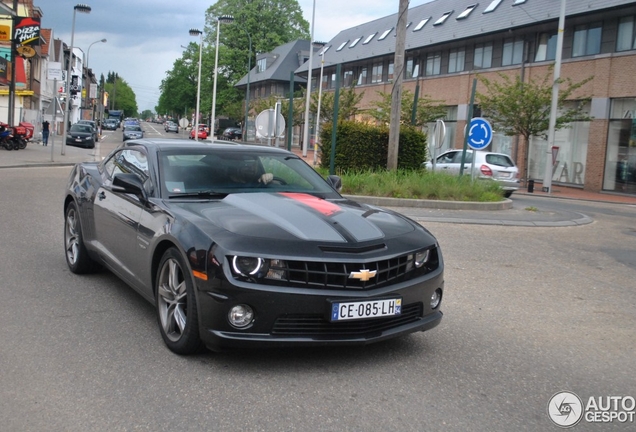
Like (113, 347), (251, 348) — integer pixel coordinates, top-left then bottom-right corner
(433, 150), (459, 173)
(93, 148), (153, 290)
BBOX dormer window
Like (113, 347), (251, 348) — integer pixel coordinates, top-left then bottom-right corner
(349, 37), (362, 48)
(257, 58), (267, 73)
(457, 4), (477, 20)
(433, 11), (453, 26)
(413, 18), (430, 31)
(378, 28), (393, 41)
(363, 33), (377, 44)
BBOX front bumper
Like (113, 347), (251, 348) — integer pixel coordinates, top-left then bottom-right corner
(196, 270), (444, 351)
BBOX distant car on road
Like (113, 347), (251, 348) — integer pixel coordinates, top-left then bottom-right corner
(66, 124), (95, 149)
(102, 119), (118, 130)
(77, 119), (99, 141)
(189, 125), (208, 140)
(222, 127), (242, 141)
(165, 121), (178, 133)
(424, 149), (520, 197)
(123, 124), (144, 141)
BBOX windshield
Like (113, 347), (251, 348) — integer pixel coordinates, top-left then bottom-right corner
(71, 124), (93, 133)
(159, 149), (341, 199)
(125, 126), (142, 132)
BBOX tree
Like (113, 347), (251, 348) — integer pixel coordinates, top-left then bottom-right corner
(310, 84), (364, 123)
(366, 89), (447, 127)
(104, 72), (138, 118)
(140, 109), (154, 120)
(156, 43), (200, 119)
(476, 71), (593, 180)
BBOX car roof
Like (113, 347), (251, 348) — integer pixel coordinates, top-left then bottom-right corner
(121, 138), (295, 156)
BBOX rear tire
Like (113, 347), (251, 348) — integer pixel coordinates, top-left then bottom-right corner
(155, 248), (204, 355)
(504, 191), (513, 198)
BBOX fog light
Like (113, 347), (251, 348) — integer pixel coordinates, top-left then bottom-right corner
(228, 304), (254, 328)
(430, 289), (442, 309)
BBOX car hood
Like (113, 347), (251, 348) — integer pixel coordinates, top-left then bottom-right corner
(169, 192), (418, 244)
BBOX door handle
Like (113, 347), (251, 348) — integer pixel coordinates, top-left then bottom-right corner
(98, 191), (106, 201)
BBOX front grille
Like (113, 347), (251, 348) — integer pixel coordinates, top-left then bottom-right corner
(265, 247), (439, 290)
(271, 303), (423, 336)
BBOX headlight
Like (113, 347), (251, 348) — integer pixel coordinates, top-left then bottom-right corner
(232, 256), (265, 276)
(415, 250), (430, 268)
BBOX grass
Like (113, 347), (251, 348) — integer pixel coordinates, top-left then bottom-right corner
(316, 167), (506, 202)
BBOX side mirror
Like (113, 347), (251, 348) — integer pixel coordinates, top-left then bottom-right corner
(112, 173), (147, 201)
(326, 175), (342, 192)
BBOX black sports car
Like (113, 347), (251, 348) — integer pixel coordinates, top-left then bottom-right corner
(63, 139), (444, 354)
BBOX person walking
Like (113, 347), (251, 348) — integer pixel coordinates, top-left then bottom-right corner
(42, 120), (50, 146)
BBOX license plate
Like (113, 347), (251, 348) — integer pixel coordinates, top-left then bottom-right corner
(330, 298), (402, 321)
(75, 138), (82, 142)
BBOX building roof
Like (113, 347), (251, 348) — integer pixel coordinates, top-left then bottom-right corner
(40, 28), (52, 57)
(236, 39), (319, 87)
(296, 0), (636, 73)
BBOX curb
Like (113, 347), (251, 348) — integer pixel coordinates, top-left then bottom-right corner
(344, 195), (513, 211)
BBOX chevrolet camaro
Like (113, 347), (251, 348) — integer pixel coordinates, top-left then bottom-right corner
(63, 139), (444, 354)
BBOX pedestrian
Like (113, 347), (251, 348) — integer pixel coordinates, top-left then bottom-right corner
(42, 120), (50, 146)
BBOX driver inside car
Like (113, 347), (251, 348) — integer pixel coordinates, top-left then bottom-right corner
(230, 160), (273, 185)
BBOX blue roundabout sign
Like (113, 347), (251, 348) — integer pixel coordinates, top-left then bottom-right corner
(468, 117), (493, 150)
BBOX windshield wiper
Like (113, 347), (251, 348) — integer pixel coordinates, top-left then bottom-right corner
(168, 190), (227, 199)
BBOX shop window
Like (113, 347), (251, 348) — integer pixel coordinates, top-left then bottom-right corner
(604, 99), (636, 193)
(572, 23), (602, 57)
(617, 16), (636, 52)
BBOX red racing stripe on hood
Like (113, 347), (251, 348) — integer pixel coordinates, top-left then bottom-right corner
(279, 193), (342, 216)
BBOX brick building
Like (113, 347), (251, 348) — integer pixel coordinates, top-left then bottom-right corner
(276, 0), (636, 195)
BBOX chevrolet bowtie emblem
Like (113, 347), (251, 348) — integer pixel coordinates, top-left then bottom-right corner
(349, 269), (377, 281)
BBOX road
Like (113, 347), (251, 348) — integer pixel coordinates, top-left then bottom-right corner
(0, 127), (635, 431)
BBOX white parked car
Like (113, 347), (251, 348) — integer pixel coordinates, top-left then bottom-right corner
(424, 149), (520, 197)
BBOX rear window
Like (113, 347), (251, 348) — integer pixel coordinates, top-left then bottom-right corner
(485, 154), (515, 167)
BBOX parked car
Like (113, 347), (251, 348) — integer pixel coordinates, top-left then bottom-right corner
(66, 123), (95, 148)
(77, 119), (98, 141)
(189, 125), (208, 140)
(63, 140), (444, 353)
(423, 149), (520, 197)
(165, 121), (178, 133)
(122, 124), (144, 141)
(222, 127), (242, 141)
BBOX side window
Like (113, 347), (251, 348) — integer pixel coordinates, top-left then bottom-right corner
(438, 151), (457, 163)
(104, 149), (153, 195)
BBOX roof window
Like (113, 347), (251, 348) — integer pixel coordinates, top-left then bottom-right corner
(349, 37), (362, 48)
(363, 32), (377, 44)
(513, 0), (527, 5)
(378, 28), (393, 41)
(483, 0), (503, 13)
(336, 41), (348, 51)
(457, 4), (477, 20)
(433, 11), (453, 26)
(413, 18), (430, 31)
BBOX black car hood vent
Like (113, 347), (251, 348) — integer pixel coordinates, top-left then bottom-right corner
(319, 243), (387, 254)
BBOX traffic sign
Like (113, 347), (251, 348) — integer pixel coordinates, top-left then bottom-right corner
(467, 117), (493, 150)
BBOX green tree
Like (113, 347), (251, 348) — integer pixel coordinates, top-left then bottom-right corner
(156, 43), (200, 120)
(104, 72), (138, 118)
(476, 71), (593, 179)
(366, 89), (446, 126)
(310, 84), (364, 123)
(140, 109), (154, 120)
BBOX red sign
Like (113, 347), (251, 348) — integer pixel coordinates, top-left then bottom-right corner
(13, 17), (40, 47)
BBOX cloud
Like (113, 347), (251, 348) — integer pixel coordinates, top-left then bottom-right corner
(39, 0), (432, 112)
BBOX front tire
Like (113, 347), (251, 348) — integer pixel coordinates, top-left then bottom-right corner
(64, 201), (100, 273)
(155, 248), (204, 354)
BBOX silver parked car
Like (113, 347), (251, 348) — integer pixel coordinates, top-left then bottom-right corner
(424, 149), (520, 197)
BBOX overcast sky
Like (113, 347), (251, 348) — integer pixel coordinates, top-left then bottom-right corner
(39, 0), (433, 112)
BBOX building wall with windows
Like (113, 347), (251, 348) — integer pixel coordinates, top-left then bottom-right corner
(294, 0), (636, 195)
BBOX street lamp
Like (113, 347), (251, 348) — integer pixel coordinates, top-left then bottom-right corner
(313, 42), (327, 166)
(85, 38), (106, 120)
(302, 0), (317, 157)
(189, 28), (203, 141)
(237, 26), (252, 142)
(62, 3), (91, 156)
(211, 15), (234, 138)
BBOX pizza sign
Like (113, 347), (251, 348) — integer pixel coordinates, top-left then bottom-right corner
(14, 17), (40, 47)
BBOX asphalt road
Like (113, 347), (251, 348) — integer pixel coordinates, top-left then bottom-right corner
(0, 134), (635, 431)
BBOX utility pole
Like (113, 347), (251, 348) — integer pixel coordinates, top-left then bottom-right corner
(387, 0), (408, 170)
